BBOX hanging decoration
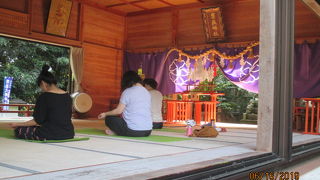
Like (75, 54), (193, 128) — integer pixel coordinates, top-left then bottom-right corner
(188, 56), (215, 82)
(164, 42), (259, 64)
(165, 42), (260, 93)
(238, 55), (260, 84)
(137, 63), (145, 79)
(169, 59), (190, 86)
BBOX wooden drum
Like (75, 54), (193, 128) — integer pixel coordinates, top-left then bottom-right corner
(71, 92), (93, 113)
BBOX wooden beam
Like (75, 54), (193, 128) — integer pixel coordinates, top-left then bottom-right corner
(0, 7), (29, 32)
(301, 0), (320, 18)
(295, 36), (320, 43)
(30, 31), (82, 47)
(126, 47), (168, 53)
(157, 0), (175, 6)
(171, 10), (178, 47)
(83, 39), (123, 50)
(106, 0), (148, 8)
(119, 0), (148, 10)
(27, 0), (32, 34)
(106, 2), (128, 8)
(127, 1), (222, 16)
(0, 31), (81, 47)
(78, 2), (84, 42)
(130, 4), (148, 10)
(126, 36), (320, 53)
(73, 0), (126, 16)
(123, 16), (128, 50)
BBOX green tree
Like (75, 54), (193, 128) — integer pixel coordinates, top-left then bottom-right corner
(190, 69), (257, 122)
(213, 69), (257, 122)
(0, 36), (70, 103)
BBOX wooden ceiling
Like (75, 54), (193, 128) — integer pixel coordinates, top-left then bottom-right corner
(78, 0), (215, 16)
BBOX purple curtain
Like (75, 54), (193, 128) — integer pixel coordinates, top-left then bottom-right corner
(123, 51), (176, 95)
(124, 41), (320, 97)
(124, 47), (259, 94)
(215, 46), (259, 93)
(168, 47), (259, 93)
(294, 41), (320, 98)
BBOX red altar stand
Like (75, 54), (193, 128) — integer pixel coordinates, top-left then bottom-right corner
(164, 91), (224, 125)
(302, 98), (320, 135)
(165, 100), (193, 124)
(193, 92), (223, 125)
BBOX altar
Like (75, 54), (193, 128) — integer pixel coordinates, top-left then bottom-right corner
(164, 84), (224, 125)
(302, 98), (320, 135)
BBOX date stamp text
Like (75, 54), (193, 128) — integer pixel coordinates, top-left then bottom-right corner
(249, 171), (300, 180)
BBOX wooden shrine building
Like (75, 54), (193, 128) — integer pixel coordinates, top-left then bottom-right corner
(0, 0), (320, 179)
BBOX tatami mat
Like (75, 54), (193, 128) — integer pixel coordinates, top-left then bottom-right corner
(10, 146), (258, 180)
(0, 119), (319, 179)
(59, 135), (198, 158)
(0, 138), (134, 173)
(0, 166), (30, 178)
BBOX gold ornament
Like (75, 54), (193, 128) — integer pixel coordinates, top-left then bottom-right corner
(240, 55), (245, 66)
(220, 58), (225, 67)
(228, 60), (234, 69)
(248, 48), (255, 59)
(178, 54), (182, 62)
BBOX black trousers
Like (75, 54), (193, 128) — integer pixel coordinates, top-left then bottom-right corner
(105, 116), (151, 137)
(153, 122), (163, 129)
(14, 126), (46, 141)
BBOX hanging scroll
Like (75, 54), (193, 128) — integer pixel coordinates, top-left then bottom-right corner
(46, 0), (72, 37)
(201, 7), (225, 42)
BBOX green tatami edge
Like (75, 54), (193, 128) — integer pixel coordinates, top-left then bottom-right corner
(75, 128), (191, 142)
(153, 128), (186, 133)
(0, 128), (89, 143)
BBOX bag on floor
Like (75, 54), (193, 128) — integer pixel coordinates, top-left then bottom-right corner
(191, 126), (219, 137)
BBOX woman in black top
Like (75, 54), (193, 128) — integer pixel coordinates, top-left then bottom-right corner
(9, 65), (74, 140)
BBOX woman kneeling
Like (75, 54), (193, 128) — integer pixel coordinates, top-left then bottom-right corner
(98, 71), (152, 137)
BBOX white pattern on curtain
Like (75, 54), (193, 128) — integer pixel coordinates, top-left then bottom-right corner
(70, 47), (84, 92)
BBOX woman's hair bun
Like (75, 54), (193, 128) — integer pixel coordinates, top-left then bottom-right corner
(41, 64), (50, 74)
(37, 64), (57, 86)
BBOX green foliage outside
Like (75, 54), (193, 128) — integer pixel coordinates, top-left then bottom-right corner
(197, 70), (258, 122)
(0, 36), (70, 104)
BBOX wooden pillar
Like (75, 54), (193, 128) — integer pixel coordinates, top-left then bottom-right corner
(257, 0), (294, 159)
(171, 10), (179, 47)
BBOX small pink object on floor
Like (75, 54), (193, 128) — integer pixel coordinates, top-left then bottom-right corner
(186, 126), (193, 136)
(105, 129), (115, 135)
